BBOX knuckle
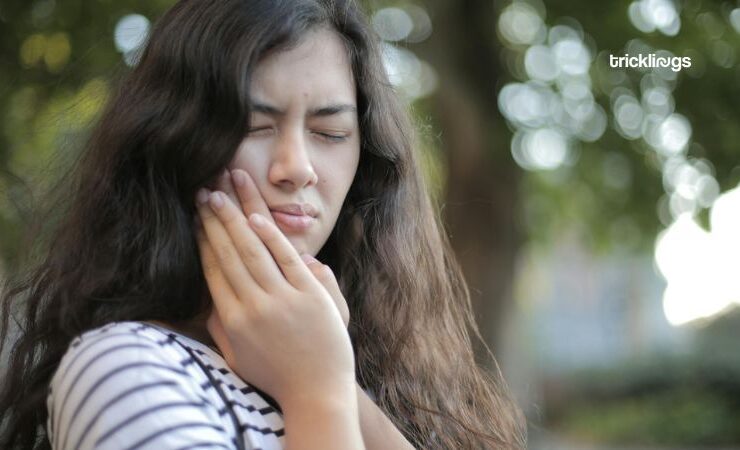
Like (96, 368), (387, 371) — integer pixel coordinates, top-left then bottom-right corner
(237, 241), (261, 264)
(248, 299), (273, 322)
(278, 254), (302, 269)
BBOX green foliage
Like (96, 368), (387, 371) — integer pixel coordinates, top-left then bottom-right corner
(560, 389), (740, 445)
(546, 315), (740, 446)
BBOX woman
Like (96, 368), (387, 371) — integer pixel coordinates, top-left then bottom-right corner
(0, 0), (527, 449)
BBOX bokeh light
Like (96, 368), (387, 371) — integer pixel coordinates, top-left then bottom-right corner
(655, 184), (740, 325)
(628, 0), (681, 36)
(372, 7), (414, 42)
(498, 2), (546, 47)
(114, 14), (150, 66)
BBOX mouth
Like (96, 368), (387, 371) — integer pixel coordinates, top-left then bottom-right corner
(269, 210), (316, 233)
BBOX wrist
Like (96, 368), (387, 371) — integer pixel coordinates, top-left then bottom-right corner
(281, 377), (357, 413)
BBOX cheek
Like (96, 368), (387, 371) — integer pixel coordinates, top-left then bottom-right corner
(315, 152), (358, 205)
(228, 140), (268, 177)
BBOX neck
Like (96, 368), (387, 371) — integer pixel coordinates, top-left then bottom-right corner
(147, 304), (217, 350)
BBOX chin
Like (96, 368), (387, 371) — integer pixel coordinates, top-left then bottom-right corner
(285, 236), (309, 256)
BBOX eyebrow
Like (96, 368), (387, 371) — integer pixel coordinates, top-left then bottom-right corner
(250, 100), (357, 118)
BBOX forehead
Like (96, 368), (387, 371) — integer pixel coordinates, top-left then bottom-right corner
(250, 28), (356, 107)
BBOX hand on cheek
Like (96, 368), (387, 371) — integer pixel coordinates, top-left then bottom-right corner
(192, 186), (354, 405)
(206, 168), (350, 328)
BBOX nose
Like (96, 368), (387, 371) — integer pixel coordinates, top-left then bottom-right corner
(267, 128), (318, 190)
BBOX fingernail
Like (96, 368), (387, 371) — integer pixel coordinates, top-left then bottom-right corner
(209, 191), (224, 209)
(300, 253), (318, 265)
(232, 170), (246, 188)
(196, 188), (210, 205)
(249, 213), (266, 227)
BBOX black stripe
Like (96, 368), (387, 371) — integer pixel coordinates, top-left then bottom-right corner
(123, 422), (228, 450)
(56, 330), (150, 391)
(55, 343), (154, 445)
(69, 379), (179, 450)
(93, 400), (214, 447)
(238, 421), (285, 437)
(173, 443), (232, 450)
(57, 360), (189, 448)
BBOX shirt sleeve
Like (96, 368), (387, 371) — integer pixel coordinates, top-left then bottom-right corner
(46, 327), (236, 450)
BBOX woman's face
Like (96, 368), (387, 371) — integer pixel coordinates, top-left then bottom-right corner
(228, 28), (360, 257)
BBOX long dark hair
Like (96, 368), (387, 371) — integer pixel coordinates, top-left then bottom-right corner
(0, 0), (527, 448)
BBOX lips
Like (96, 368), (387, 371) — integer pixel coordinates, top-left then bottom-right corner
(269, 203), (318, 217)
(268, 203), (317, 232)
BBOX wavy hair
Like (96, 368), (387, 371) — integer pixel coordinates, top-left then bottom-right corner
(0, 0), (526, 448)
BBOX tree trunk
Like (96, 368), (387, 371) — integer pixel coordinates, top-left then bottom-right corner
(414, 0), (523, 362)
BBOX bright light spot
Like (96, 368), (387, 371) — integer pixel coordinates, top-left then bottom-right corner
(114, 14), (150, 53)
(642, 86), (674, 117)
(696, 175), (720, 207)
(372, 7), (414, 42)
(574, 103), (607, 142)
(552, 39), (592, 76)
(381, 44), (437, 100)
(563, 91), (594, 121)
(613, 94), (644, 139)
(656, 113), (691, 156)
(525, 45), (559, 82)
(498, 2), (546, 46)
(628, 0), (681, 36)
(498, 82), (552, 128)
(403, 5), (432, 43)
(548, 25), (582, 46)
(669, 190), (697, 217)
(511, 128), (570, 171)
(629, 1), (655, 32)
(730, 9), (740, 34)
(711, 185), (740, 242)
(656, 184), (740, 325)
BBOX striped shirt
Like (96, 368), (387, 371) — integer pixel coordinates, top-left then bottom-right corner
(46, 320), (285, 450)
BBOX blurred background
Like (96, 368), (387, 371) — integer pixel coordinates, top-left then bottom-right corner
(1, 0), (739, 448)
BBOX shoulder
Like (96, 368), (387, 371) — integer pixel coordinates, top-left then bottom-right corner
(47, 321), (234, 450)
(51, 321), (187, 390)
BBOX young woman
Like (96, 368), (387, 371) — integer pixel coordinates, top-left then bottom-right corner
(0, 0), (527, 449)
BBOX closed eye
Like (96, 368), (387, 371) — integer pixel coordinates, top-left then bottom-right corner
(247, 127), (273, 136)
(314, 132), (348, 142)
(246, 127), (349, 143)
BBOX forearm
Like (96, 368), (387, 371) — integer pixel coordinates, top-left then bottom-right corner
(357, 384), (416, 450)
(283, 384), (366, 450)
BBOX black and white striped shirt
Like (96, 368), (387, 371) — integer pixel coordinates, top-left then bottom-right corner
(46, 320), (285, 450)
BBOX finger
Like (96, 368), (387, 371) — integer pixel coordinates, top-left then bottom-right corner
(204, 189), (289, 294)
(301, 255), (348, 326)
(302, 254), (343, 302)
(216, 169), (241, 209)
(248, 213), (317, 291)
(194, 223), (240, 319)
(230, 168), (275, 225)
(196, 188), (268, 302)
